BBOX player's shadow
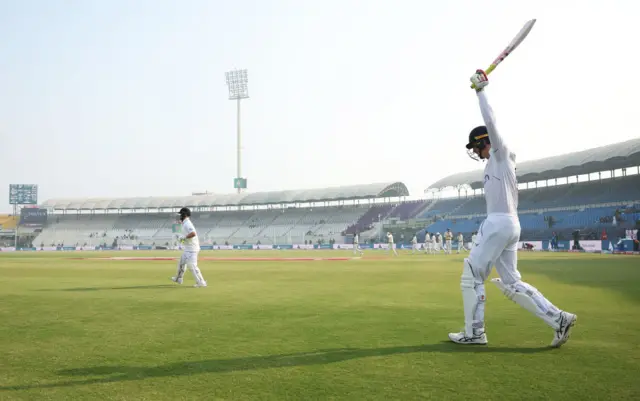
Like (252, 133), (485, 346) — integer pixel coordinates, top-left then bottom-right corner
(36, 285), (180, 292)
(0, 342), (553, 391)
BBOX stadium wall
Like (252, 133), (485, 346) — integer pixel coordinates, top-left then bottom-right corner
(1, 239), (638, 253)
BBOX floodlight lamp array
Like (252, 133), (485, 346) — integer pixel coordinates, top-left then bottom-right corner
(225, 69), (249, 99)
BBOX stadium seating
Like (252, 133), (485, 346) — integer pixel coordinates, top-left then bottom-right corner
(387, 200), (430, 221)
(32, 205), (371, 247)
(416, 197), (474, 219)
(419, 175), (640, 241)
(342, 204), (394, 235)
(28, 173), (640, 247)
(0, 215), (18, 230)
(203, 211), (255, 243)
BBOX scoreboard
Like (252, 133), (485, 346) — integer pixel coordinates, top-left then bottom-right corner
(9, 184), (38, 205)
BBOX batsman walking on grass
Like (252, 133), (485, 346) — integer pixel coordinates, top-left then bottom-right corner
(448, 70), (577, 347)
(171, 207), (207, 288)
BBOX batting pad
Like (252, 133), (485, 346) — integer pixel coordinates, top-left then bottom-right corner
(187, 263), (205, 286)
(461, 260), (486, 337)
(175, 261), (186, 280)
(491, 278), (560, 330)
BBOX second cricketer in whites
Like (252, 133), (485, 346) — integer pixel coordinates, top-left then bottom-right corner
(448, 69), (576, 347)
(353, 233), (364, 256)
(411, 235), (419, 254)
(435, 233), (443, 253)
(444, 229), (453, 254)
(171, 207), (207, 288)
(457, 232), (466, 253)
(387, 232), (398, 256)
(424, 232), (432, 254)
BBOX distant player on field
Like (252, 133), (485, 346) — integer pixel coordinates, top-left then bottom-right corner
(171, 207), (207, 287)
(444, 229), (453, 254)
(457, 232), (466, 253)
(423, 232), (432, 254)
(353, 233), (364, 256)
(411, 234), (419, 254)
(386, 232), (398, 256)
(435, 232), (443, 253)
(448, 70), (576, 347)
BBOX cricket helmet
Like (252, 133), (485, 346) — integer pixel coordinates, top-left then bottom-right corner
(178, 207), (191, 222)
(466, 125), (490, 161)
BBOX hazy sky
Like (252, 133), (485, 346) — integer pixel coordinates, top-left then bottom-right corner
(0, 0), (637, 212)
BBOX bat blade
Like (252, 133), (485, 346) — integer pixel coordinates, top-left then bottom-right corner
(471, 19), (537, 87)
(489, 18), (536, 70)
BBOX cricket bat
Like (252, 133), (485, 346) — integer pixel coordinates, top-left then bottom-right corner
(471, 19), (537, 88)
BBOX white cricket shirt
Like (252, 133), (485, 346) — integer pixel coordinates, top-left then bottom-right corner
(387, 234), (394, 244)
(478, 91), (519, 216)
(182, 218), (200, 252)
(354, 234), (359, 244)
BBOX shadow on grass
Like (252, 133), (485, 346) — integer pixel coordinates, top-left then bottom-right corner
(36, 285), (181, 292)
(0, 343), (553, 391)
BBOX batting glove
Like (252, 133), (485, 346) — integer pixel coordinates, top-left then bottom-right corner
(470, 69), (489, 92)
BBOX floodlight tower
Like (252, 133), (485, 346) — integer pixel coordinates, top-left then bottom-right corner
(225, 69), (249, 194)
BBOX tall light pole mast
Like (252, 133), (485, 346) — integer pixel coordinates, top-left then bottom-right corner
(225, 69), (249, 194)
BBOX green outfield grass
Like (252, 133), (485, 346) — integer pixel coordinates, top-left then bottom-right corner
(0, 250), (638, 400)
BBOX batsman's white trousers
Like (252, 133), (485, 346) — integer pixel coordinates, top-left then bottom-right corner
(461, 213), (564, 335)
(468, 213), (521, 285)
(180, 250), (199, 265)
(176, 250), (206, 286)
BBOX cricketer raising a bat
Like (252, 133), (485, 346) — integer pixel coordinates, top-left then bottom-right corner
(448, 20), (578, 347)
(470, 19), (536, 89)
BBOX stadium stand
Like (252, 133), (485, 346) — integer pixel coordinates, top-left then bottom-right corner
(387, 200), (431, 221)
(25, 139), (640, 247)
(0, 215), (18, 230)
(342, 204), (393, 235)
(0, 215), (18, 247)
(34, 182), (410, 246)
(419, 138), (640, 241)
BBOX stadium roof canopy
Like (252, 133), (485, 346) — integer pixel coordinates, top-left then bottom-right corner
(427, 138), (640, 190)
(40, 182), (410, 211)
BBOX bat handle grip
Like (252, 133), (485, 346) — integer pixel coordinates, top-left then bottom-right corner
(469, 65), (497, 88)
